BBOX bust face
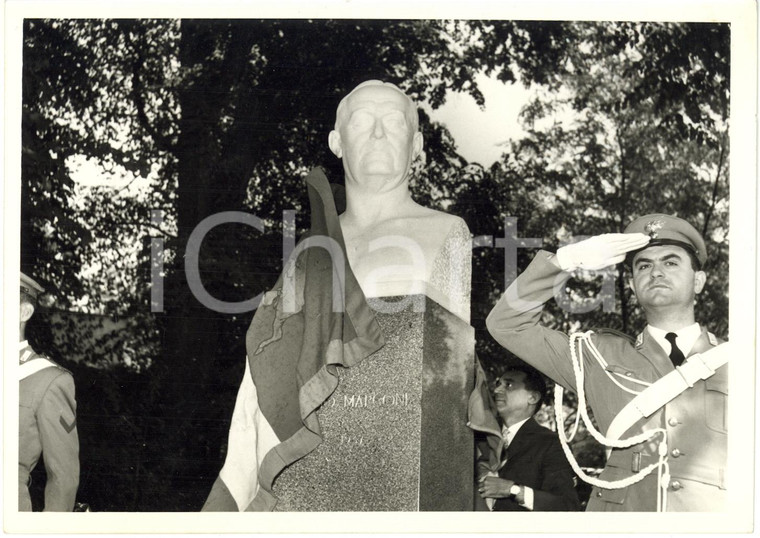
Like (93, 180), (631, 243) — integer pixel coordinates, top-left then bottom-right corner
(330, 84), (422, 193)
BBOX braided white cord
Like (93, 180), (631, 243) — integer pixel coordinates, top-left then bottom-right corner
(553, 331), (669, 494)
(657, 441), (671, 512)
(569, 332), (663, 448)
(580, 332), (646, 396)
(564, 342), (584, 442)
(554, 383), (665, 490)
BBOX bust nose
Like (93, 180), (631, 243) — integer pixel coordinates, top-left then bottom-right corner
(371, 119), (385, 139)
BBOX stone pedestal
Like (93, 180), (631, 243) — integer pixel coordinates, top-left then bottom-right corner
(272, 295), (475, 511)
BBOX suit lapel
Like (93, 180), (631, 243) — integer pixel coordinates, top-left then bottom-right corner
(506, 418), (540, 460)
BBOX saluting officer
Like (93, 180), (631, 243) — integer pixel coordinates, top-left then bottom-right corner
(19, 272), (79, 511)
(486, 214), (727, 511)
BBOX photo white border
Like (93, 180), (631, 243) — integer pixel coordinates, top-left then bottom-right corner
(3, 0), (756, 534)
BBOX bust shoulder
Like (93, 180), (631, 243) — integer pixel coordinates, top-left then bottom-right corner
(388, 204), (468, 244)
(405, 203), (460, 222)
(342, 202), (470, 303)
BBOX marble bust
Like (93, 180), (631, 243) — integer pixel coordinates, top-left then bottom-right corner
(329, 80), (471, 321)
(202, 81), (475, 512)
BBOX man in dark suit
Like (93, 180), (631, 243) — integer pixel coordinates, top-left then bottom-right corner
(475, 364), (580, 511)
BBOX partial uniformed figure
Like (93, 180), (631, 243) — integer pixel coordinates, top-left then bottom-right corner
(486, 214), (727, 511)
(19, 272), (79, 511)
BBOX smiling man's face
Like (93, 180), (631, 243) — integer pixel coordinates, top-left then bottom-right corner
(492, 370), (537, 423)
(630, 244), (706, 312)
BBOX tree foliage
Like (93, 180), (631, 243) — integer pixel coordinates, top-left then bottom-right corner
(458, 21), (729, 342)
(21, 19), (729, 510)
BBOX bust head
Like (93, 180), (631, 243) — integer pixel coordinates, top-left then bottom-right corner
(328, 80), (423, 194)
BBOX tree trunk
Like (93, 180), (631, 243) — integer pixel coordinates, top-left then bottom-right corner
(152, 20), (262, 509)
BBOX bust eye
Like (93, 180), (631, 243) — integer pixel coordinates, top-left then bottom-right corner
(348, 111), (374, 130)
(383, 113), (407, 131)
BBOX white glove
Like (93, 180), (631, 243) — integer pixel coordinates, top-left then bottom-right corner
(556, 233), (650, 271)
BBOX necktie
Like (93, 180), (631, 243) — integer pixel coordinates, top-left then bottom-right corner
(665, 332), (686, 366)
(496, 433), (509, 469)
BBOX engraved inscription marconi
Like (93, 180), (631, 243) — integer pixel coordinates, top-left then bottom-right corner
(326, 393), (411, 408)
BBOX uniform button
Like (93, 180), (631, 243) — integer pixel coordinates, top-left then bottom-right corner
(670, 449), (681, 458)
(668, 417), (679, 427)
(596, 491), (603, 497)
(670, 481), (682, 491)
(625, 372), (633, 377)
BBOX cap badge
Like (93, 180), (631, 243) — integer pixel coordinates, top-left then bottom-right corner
(644, 219), (665, 239)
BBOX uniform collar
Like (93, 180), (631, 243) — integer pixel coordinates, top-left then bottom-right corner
(634, 329), (676, 377)
(647, 322), (701, 357)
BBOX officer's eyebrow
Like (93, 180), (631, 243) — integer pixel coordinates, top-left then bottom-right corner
(634, 252), (684, 267)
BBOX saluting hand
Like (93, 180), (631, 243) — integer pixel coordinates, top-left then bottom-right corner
(556, 233), (650, 271)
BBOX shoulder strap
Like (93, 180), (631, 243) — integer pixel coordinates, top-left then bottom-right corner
(19, 357), (59, 381)
(606, 342), (730, 441)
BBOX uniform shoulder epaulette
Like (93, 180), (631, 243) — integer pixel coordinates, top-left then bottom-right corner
(592, 327), (635, 345)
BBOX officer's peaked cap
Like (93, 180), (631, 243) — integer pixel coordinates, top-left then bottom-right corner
(624, 213), (707, 268)
(20, 272), (45, 299)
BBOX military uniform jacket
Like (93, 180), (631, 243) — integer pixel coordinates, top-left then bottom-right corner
(486, 251), (727, 512)
(19, 344), (79, 511)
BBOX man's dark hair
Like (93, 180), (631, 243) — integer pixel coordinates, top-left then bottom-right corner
(505, 363), (548, 416)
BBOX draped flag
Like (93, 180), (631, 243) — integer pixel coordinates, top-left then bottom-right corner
(202, 168), (385, 511)
(467, 358), (504, 473)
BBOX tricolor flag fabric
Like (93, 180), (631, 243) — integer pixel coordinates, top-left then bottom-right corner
(202, 168), (384, 511)
(467, 358), (505, 474)
(468, 359), (507, 511)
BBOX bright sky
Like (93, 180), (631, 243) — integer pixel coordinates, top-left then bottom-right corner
(425, 73), (534, 167)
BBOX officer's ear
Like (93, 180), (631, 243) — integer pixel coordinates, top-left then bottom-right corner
(20, 301), (35, 323)
(693, 270), (706, 294)
(328, 130), (342, 158)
